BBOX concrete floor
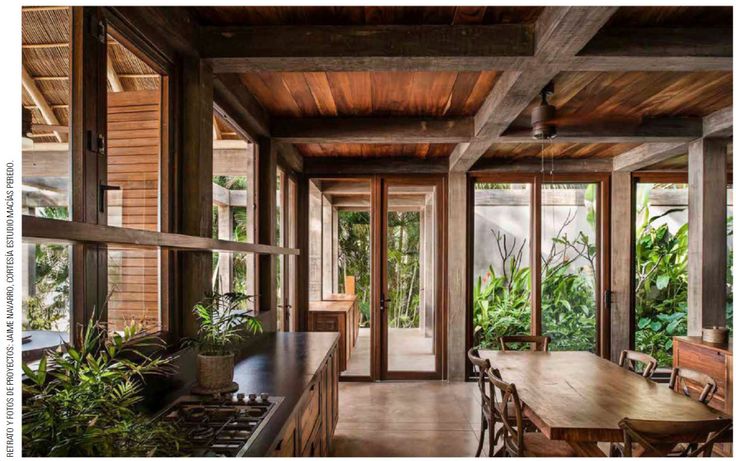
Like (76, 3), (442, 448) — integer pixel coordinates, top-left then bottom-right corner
(332, 381), (486, 457)
(342, 327), (436, 377)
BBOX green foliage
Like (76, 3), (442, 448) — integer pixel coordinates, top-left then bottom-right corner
(22, 318), (186, 457)
(473, 186), (598, 351)
(387, 211), (421, 328)
(337, 211), (371, 326)
(23, 207), (71, 331)
(188, 291), (262, 356)
(473, 231), (530, 349)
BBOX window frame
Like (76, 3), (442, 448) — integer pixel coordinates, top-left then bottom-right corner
(465, 172), (611, 378)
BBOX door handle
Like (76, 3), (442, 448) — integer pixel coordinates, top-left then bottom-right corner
(380, 294), (391, 311)
(99, 184), (121, 213)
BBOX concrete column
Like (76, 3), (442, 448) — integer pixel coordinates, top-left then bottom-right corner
(447, 173), (467, 381)
(687, 138), (728, 334)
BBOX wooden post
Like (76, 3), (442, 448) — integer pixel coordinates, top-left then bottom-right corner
(322, 196), (333, 296)
(610, 172), (635, 362)
(447, 173), (467, 381)
(257, 137), (277, 331)
(687, 138), (728, 335)
(179, 57), (214, 339)
(295, 174), (311, 331)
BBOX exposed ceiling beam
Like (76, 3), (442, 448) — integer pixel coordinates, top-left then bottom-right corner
(471, 157), (613, 173)
(449, 7), (618, 172)
(579, 27), (732, 59)
(213, 74), (270, 139)
(612, 143), (688, 172)
(304, 157), (448, 176)
(499, 117), (702, 144)
(201, 24), (534, 72)
(272, 117), (474, 144)
(703, 107), (733, 138)
(276, 142), (304, 174)
(106, 57), (123, 92)
(22, 65), (65, 143)
(199, 21), (729, 72)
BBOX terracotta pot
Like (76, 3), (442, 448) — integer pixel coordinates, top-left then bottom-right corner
(196, 353), (235, 391)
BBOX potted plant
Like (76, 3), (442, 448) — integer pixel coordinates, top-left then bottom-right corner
(22, 318), (187, 457)
(188, 291), (262, 394)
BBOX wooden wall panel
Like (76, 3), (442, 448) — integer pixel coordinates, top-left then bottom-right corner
(106, 89), (161, 330)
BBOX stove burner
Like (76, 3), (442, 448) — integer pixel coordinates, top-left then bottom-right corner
(160, 393), (282, 457)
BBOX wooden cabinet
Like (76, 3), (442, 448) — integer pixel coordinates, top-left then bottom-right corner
(673, 336), (732, 456)
(268, 342), (339, 457)
(270, 415), (297, 457)
(309, 297), (357, 372)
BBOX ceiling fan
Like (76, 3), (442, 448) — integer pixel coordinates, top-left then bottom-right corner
(529, 81), (642, 140)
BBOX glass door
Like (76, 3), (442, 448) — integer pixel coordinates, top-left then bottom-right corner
(380, 177), (443, 379)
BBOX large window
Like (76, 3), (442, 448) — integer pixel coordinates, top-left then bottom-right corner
(633, 180), (689, 367)
(211, 114), (256, 312)
(541, 184), (598, 352)
(471, 176), (605, 354)
(104, 30), (164, 332)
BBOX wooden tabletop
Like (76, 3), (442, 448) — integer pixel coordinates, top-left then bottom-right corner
(479, 351), (727, 446)
(308, 300), (355, 312)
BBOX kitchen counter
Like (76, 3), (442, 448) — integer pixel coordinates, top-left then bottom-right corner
(145, 332), (339, 456)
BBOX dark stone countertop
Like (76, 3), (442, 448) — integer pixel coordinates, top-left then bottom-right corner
(142, 332), (339, 457)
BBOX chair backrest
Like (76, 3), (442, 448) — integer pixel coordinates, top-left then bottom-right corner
(486, 368), (525, 456)
(467, 348), (493, 411)
(618, 350), (657, 378)
(619, 417), (732, 457)
(669, 366), (718, 404)
(500, 335), (550, 352)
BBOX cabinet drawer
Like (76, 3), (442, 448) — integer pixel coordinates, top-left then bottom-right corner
(676, 341), (727, 399)
(299, 378), (321, 454)
(269, 416), (297, 457)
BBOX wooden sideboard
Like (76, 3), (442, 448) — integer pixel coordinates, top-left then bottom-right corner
(309, 294), (359, 372)
(673, 336), (732, 456)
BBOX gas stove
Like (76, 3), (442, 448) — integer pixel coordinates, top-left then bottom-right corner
(160, 392), (283, 457)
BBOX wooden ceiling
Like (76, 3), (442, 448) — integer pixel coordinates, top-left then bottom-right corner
(296, 143), (455, 159)
(484, 143), (640, 161)
(507, 71), (732, 133)
(192, 6), (543, 26)
(239, 71), (499, 118)
(603, 6), (733, 27)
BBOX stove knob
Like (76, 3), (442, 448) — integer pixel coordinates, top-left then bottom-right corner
(248, 393), (257, 402)
(237, 393), (245, 402)
(260, 392), (270, 402)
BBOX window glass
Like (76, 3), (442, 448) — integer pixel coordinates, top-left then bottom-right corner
(22, 7), (72, 219)
(472, 183), (532, 349)
(22, 241), (71, 360)
(105, 31), (162, 330)
(634, 182), (688, 367)
(541, 183), (598, 352)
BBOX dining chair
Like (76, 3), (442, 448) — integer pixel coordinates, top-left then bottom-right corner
(669, 366), (718, 404)
(618, 350), (658, 378)
(618, 417), (732, 457)
(486, 366), (577, 457)
(499, 335), (550, 352)
(467, 348), (495, 457)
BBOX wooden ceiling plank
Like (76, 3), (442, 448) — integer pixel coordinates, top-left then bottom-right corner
(22, 65), (65, 143)
(303, 72), (338, 116)
(612, 142), (687, 172)
(450, 7), (618, 172)
(213, 74), (270, 138)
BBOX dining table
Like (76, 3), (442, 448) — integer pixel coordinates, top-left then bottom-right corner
(479, 350), (730, 456)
